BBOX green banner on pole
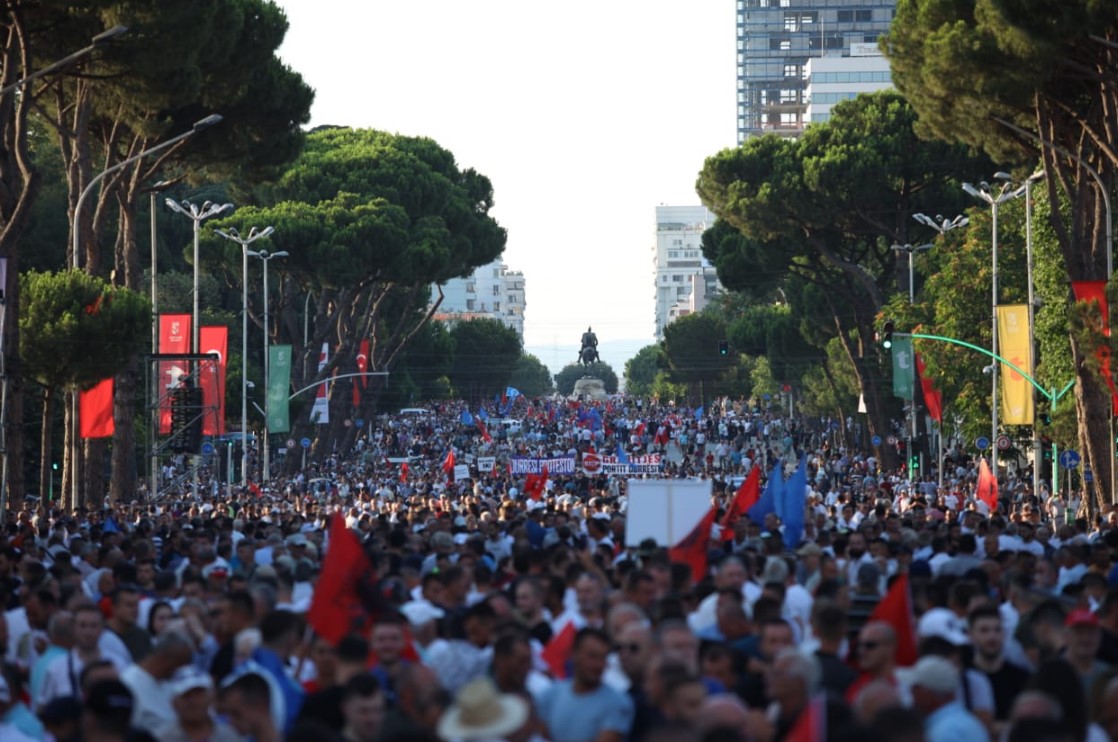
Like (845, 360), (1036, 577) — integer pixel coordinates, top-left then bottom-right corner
(892, 336), (914, 399)
(267, 345), (291, 434)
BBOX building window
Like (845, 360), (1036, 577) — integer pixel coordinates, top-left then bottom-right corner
(493, 285), (500, 295)
(780, 88), (798, 103)
(494, 302), (500, 310)
(783, 63), (799, 78)
(673, 238), (683, 246)
(466, 299), (475, 310)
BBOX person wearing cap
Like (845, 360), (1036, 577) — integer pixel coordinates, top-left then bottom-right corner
(156, 667), (238, 742)
(907, 655), (987, 742)
(1064, 608), (1111, 695)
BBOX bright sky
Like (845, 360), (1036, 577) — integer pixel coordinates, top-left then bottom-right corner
(273, 1), (736, 375)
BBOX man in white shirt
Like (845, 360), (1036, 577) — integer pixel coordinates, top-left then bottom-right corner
(38, 604), (128, 710)
(120, 626), (195, 734)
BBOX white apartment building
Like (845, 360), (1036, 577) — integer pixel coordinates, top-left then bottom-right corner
(431, 260), (526, 339)
(804, 45), (892, 124)
(653, 205), (721, 339)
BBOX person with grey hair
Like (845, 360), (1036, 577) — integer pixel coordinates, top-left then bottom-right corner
(762, 649), (829, 740)
(119, 624), (196, 734)
(907, 655), (987, 742)
(29, 611), (74, 702)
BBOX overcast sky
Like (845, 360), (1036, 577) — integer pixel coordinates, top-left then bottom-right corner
(273, 0), (736, 374)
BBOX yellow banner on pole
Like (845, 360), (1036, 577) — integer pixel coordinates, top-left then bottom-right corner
(997, 304), (1034, 425)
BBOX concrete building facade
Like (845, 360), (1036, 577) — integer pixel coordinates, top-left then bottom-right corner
(431, 260), (526, 339)
(653, 205), (721, 339)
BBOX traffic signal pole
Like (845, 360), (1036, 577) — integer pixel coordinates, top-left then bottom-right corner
(899, 332), (1074, 500)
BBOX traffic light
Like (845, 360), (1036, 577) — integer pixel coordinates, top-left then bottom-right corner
(718, 340), (729, 356)
(882, 320), (895, 349)
(910, 455), (919, 472)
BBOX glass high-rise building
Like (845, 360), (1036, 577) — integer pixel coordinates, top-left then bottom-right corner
(736, 0), (896, 142)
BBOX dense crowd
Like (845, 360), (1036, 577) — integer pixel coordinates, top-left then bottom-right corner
(0, 396), (1111, 742)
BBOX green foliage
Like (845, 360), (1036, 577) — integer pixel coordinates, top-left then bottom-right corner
(448, 319), (521, 401)
(624, 345), (663, 397)
(661, 313), (735, 384)
(212, 128), (505, 289)
(508, 354), (554, 397)
(649, 371), (688, 404)
(554, 362), (619, 396)
(20, 270), (150, 389)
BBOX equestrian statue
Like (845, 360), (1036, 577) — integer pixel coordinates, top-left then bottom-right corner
(578, 326), (600, 366)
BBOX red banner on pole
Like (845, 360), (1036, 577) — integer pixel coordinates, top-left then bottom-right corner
(199, 326), (228, 436)
(353, 339), (370, 408)
(80, 378), (114, 438)
(158, 314), (191, 433)
(1071, 281), (1118, 414)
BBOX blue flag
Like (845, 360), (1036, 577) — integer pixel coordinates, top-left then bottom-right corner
(587, 408), (603, 432)
(694, 406), (704, 420)
(616, 444), (630, 464)
(748, 461), (783, 525)
(478, 408), (489, 422)
(459, 410), (474, 425)
(781, 456), (808, 550)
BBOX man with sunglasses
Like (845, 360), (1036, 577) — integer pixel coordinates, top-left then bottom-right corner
(845, 621), (900, 704)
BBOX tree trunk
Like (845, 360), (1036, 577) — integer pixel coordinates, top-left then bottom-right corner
(83, 438), (106, 507)
(61, 392), (76, 511)
(38, 387), (53, 501)
(1070, 331), (1113, 516)
(109, 363), (138, 502)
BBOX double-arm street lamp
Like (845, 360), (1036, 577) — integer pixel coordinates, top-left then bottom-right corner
(962, 174), (1024, 477)
(214, 226), (274, 488)
(247, 249), (288, 482)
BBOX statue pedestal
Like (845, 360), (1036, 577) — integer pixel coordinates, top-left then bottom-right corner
(571, 377), (608, 402)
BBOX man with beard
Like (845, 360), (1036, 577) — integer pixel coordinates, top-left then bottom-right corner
(966, 605), (1030, 727)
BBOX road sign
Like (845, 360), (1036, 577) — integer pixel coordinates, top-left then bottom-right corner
(344, 419), (353, 427)
(201, 442), (215, 456)
(1059, 450), (1081, 468)
(1085, 465), (1095, 482)
(975, 436), (990, 451)
(582, 452), (601, 474)
(355, 418), (365, 428)
(300, 437), (312, 449)
(286, 439), (296, 449)
(886, 435), (898, 445)
(871, 435), (882, 446)
(996, 435), (1012, 451)
(762, 393), (772, 401)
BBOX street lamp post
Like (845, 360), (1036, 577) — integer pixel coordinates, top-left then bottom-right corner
(248, 249), (288, 483)
(962, 174), (1023, 480)
(214, 226), (274, 490)
(913, 213), (969, 486)
(0, 25), (127, 97)
(143, 179), (173, 500)
(164, 195), (232, 499)
(69, 115), (222, 509)
(891, 243), (935, 305)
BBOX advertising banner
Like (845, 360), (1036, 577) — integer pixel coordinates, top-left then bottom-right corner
(158, 314), (191, 433)
(996, 305), (1034, 425)
(891, 336), (914, 399)
(599, 454), (662, 475)
(310, 342), (330, 423)
(199, 326), (227, 435)
(267, 345), (292, 433)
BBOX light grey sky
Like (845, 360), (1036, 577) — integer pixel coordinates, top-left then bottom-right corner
(273, 1), (736, 375)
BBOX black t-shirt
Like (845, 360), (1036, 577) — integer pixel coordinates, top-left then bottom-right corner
(976, 659), (1031, 720)
(298, 685), (345, 730)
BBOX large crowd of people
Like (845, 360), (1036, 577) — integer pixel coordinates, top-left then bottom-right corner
(0, 396), (1110, 742)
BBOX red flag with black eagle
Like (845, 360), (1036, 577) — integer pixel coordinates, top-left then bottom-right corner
(307, 514), (377, 644)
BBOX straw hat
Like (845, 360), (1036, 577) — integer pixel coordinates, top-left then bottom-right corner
(436, 677), (529, 741)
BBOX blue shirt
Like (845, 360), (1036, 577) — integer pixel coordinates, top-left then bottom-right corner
(3, 702), (44, 740)
(925, 700), (988, 742)
(537, 680), (634, 742)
